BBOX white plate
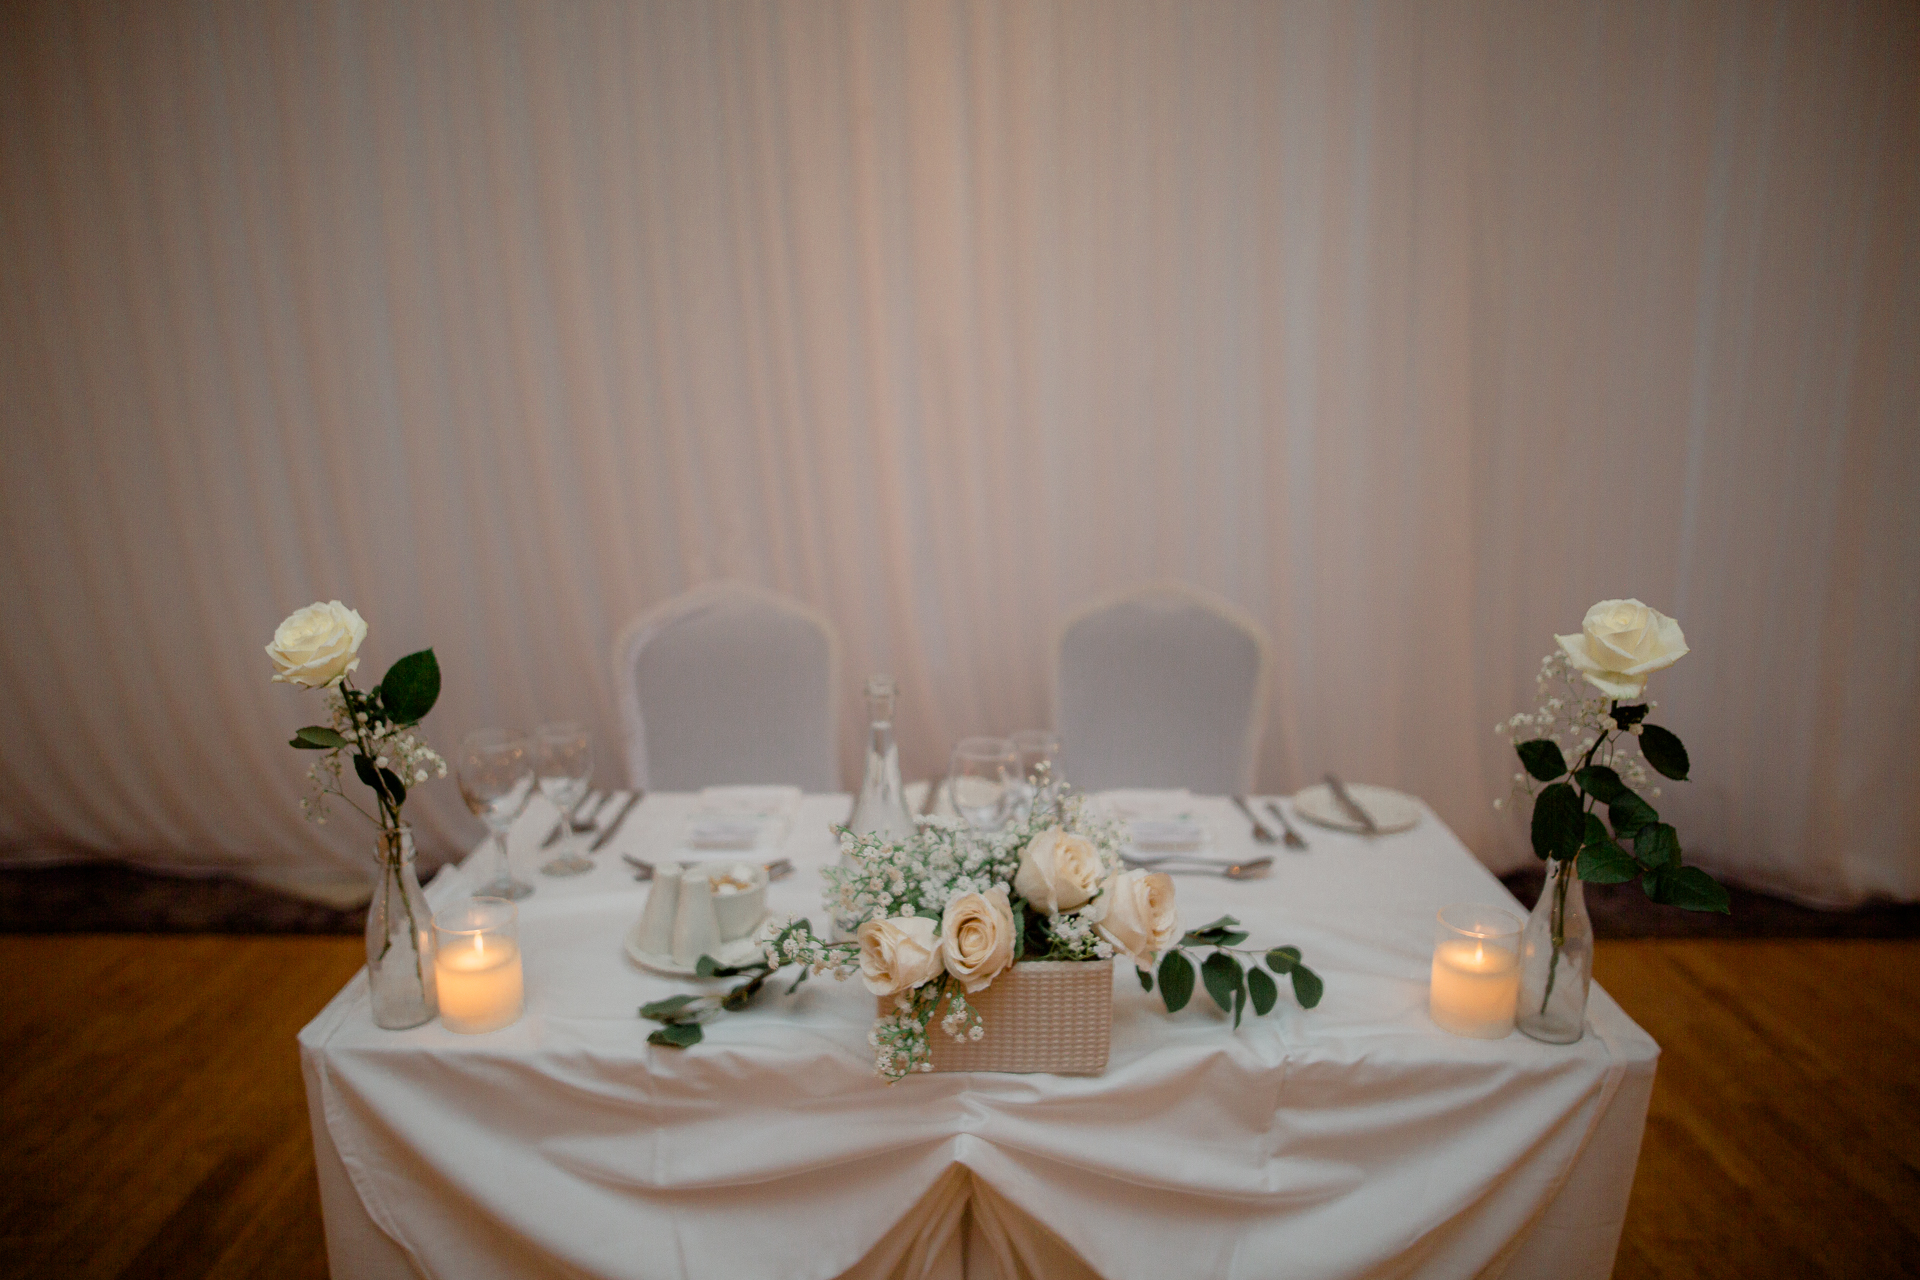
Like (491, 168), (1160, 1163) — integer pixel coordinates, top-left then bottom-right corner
(1288, 783), (1422, 835)
(623, 917), (769, 977)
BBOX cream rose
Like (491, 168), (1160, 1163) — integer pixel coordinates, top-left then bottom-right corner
(1097, 869), (1180, 967)
(1013, 828), (1103, 914)
(1555, 599), (1688, 699)
(266, 601), (368, 688)
(940, 888), (1016, 993)
(856, 916), (944, 997)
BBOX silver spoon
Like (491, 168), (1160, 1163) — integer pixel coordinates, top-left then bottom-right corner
(1122, 855), (1274, 879)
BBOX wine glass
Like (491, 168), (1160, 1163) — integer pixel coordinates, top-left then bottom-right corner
(456, 728), (536, 901)
(534, 721), (595, 877)
(1009, 728), (1063, 813)
(948, 736), (1019, 832)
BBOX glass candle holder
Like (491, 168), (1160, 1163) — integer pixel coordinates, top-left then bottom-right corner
(433, 897), (525, 1034)
(1429, 904), (1523, 1039)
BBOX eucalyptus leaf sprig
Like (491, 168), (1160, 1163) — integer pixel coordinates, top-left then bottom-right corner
(1137, 916), (1324, 1028)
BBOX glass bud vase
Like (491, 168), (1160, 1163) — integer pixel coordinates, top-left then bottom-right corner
(367, 824), (438, 1029)
(837, 675), (917, 940)
(1516, 857), (1593, 1044)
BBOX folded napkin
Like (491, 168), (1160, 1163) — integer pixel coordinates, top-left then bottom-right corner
(1095, 790), (1210, 855)
(685, 785), (802, 850)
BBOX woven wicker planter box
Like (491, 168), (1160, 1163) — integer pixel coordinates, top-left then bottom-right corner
(879, 959), (1114, 1075)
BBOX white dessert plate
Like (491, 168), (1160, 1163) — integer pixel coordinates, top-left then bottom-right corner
(623, 916), (769, 977)
(1288, 783), (1422, 835)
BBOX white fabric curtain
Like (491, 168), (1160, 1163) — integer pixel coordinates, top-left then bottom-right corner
(1, 0), (1913, 905)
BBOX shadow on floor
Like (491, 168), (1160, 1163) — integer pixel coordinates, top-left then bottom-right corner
(2, 860), (1916, 939)
(1498, 867), (1920, 939)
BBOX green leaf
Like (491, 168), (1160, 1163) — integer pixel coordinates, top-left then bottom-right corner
(1136, 966), (1154, 993)
(1201, 952), (1244, 1015)
(290, 736), (328, 750)
(1011, 903), (1027, 960)
(1290, 964), (1324, 1009)
(1232, 986), (1246, 1029)
(1265, 946), (1300, 974)
(1639, 724), (1690, 781)
(1611, 703), (1649, 727)
(1634, 822), (1682, 870)
(1530, 782), (1584, 860)
(1574, 765), (1628, 804)
(647, 1022), (703, 1048)
(378, 649), (441, 726)
(352, 754), (406, 806)
(1157, 950), (1195, 1013)
(293, 725), (350, 750)
(1515, 739), (1568, 782)
(1608, 791), (1658, 840)
(1246, 966), (1278, 1016)
(720, 974), (766, 1011)
(1576, 837), (1639, 884)
(1581, 813), (1608, 848)
(639, 994), (704, 1022)
(1181, 915), (1242, 946)
(694, 955), (721, 978)
(1654, 864), (1732, 914)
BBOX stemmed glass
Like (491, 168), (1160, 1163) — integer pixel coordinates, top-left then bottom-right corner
(948, 736), (1020, 832)
(456, 729), (536, 901)
(1009, 728), (1063, 814)
(534, 721), (595, 877)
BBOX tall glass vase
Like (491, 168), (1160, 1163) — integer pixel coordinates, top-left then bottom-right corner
(1516, 857), (1593, 1044)
(837, 675), (917, 940)
(367, 824), (437, 1029)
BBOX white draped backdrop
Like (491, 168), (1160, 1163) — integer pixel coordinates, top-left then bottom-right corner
(1, 1), (1914, 906)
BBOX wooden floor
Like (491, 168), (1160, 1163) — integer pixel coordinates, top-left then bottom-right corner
(1, 936), (1916, 1279)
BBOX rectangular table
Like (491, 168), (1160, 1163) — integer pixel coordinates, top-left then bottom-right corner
(300, 792), (1657, 1280)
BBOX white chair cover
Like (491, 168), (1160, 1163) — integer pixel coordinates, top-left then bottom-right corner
(613, 583), (841, 793)
(1054, 583), (1270, 794)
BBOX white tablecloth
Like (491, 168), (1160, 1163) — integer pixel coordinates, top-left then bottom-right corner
(300, 793), (1657, 1280)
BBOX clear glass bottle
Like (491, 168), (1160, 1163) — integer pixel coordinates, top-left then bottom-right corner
(367, 824), (438, 1029)
(847, 675), (916, 841)
(836, 675), (917, 940)
(1516, 857), (1593, 1043)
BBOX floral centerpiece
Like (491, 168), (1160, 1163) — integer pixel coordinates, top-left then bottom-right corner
(1497, 599), (1729, 1042)
(643, 787), (1323, 1080)
(268, 601), (448, 1029)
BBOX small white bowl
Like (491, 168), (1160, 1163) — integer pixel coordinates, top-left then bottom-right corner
(696, 861), (769, 942)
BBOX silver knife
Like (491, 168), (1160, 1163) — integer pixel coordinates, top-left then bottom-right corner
(588, 792), (642, 852)
(1323, 773), (1379, 834)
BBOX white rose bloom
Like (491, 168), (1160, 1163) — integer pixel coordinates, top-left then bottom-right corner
(856, 916), (944, 996)
(940, 888), (1016, 993)
(266, 601), (368, 688)
(1097, 869), (1180, 967)
(1013, 828), (1103, 914)
(1554, 599), (1687, 699)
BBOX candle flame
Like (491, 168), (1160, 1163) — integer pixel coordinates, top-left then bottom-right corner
(1474, 941), (1484, 965)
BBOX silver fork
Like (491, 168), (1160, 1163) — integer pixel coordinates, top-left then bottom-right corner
(1264, 801), (1309, 850)
(1231, 796), (1279, 844)
(542, 791), (606, 847)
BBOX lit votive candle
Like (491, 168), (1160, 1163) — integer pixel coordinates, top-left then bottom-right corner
(1429, 904), (1523, 1039)
(433, 897), (524, 1034)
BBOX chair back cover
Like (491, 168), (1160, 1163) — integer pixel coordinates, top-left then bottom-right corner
(1055, 583), (1270, 794)
(614, 583), (841, 792)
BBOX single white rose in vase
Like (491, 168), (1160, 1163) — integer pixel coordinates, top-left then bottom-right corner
(266, 600), (368, 688)
(856, 916), (945, 997)
(1097, 868), (1180, 967)
(1554, 598), (1688, 700)
(1013, 828), (1103, 914)
(940, 888), (1016, 993)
